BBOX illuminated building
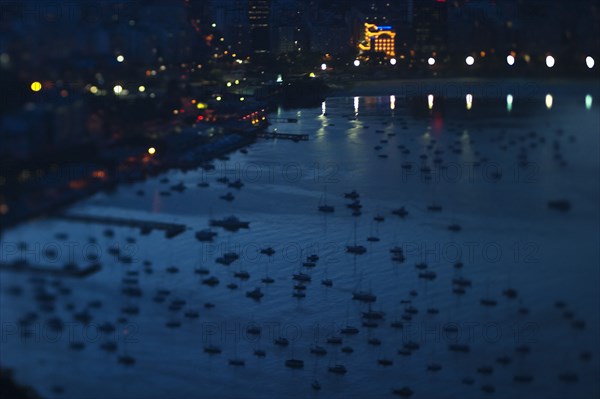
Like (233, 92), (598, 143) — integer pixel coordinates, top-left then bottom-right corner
(274, 26), (296, 54)
(358, 23), (396, 59)
(413, 0), (448, 56)
(248, 0), (271, 52)
(203, 0), (247, 53)
(308, 20), (350, 55)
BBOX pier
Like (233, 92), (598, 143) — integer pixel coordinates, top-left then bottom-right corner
(58, 214), (188, 238)
(269, 118), (298, 123)
(257, 132), (309, 141)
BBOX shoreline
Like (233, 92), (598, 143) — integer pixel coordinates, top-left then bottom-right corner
(2, 77), (598, 232)
(0, 132), (257, 233)
(328, 77), (600, 98)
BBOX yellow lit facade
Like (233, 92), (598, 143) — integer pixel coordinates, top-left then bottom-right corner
(358, 23), (396, 59)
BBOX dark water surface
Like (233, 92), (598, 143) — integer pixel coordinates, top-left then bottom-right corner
(1, 82), (599, 398)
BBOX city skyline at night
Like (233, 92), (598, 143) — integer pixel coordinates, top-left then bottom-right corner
(0, 1), (599, 399)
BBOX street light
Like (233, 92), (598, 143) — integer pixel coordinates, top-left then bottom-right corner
(586, 56), (595, 69)
(390, 58), (397, 66)
(30, 81), (42, 92)
(321, 63), (327, 71)
(428, 57), (436, 66)
(465, 56), (475, 66)
(354, 59), (360, 67)
(116, 55), (124, 63)
(506, 55), (515, 66)
(546, 55), (555, 68)
(113, 85), (123, 95)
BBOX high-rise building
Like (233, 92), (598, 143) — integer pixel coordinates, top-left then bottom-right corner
(413, 0), (448, 57)
(309, 23), (351, 55)
(274, 26), (296, 53)
(248, 0), (271, 52)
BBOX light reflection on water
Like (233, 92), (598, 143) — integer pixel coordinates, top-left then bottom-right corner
(1, 87), (599, 399)
(546, 94), (554, 109)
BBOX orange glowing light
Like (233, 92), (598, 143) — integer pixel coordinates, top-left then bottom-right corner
(92, 170), (107, 179)
(358, 23), (396, 58)
(69, 180), (87, 190)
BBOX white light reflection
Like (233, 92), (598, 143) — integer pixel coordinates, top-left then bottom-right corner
(354, 96), (359, 114)
(506, 94), (513, 112)
(428, 94), (434, 110)
(390, 95), (396, 110)
(585, 94), (592, 110)
(545, 94), (553, 109)
(466, 94), (473, 110)
(321, 101), (326, 116)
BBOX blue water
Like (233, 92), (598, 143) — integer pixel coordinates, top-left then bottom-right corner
(1, 82), (599, 398)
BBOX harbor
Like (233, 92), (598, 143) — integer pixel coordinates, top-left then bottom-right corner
(1, 0), (599, 397)
(1, 87), (598, 399)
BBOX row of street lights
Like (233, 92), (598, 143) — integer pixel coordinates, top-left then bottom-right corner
(350, 55), (596, 69)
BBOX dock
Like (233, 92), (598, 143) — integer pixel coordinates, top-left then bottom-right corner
(0, 261), (102, 278)
(270, 118), (298, 123)
(257, 132), (309, 141)
(58, 214), (187, 238)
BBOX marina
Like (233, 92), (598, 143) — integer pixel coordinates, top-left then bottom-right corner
(1, 88), (598, 399)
